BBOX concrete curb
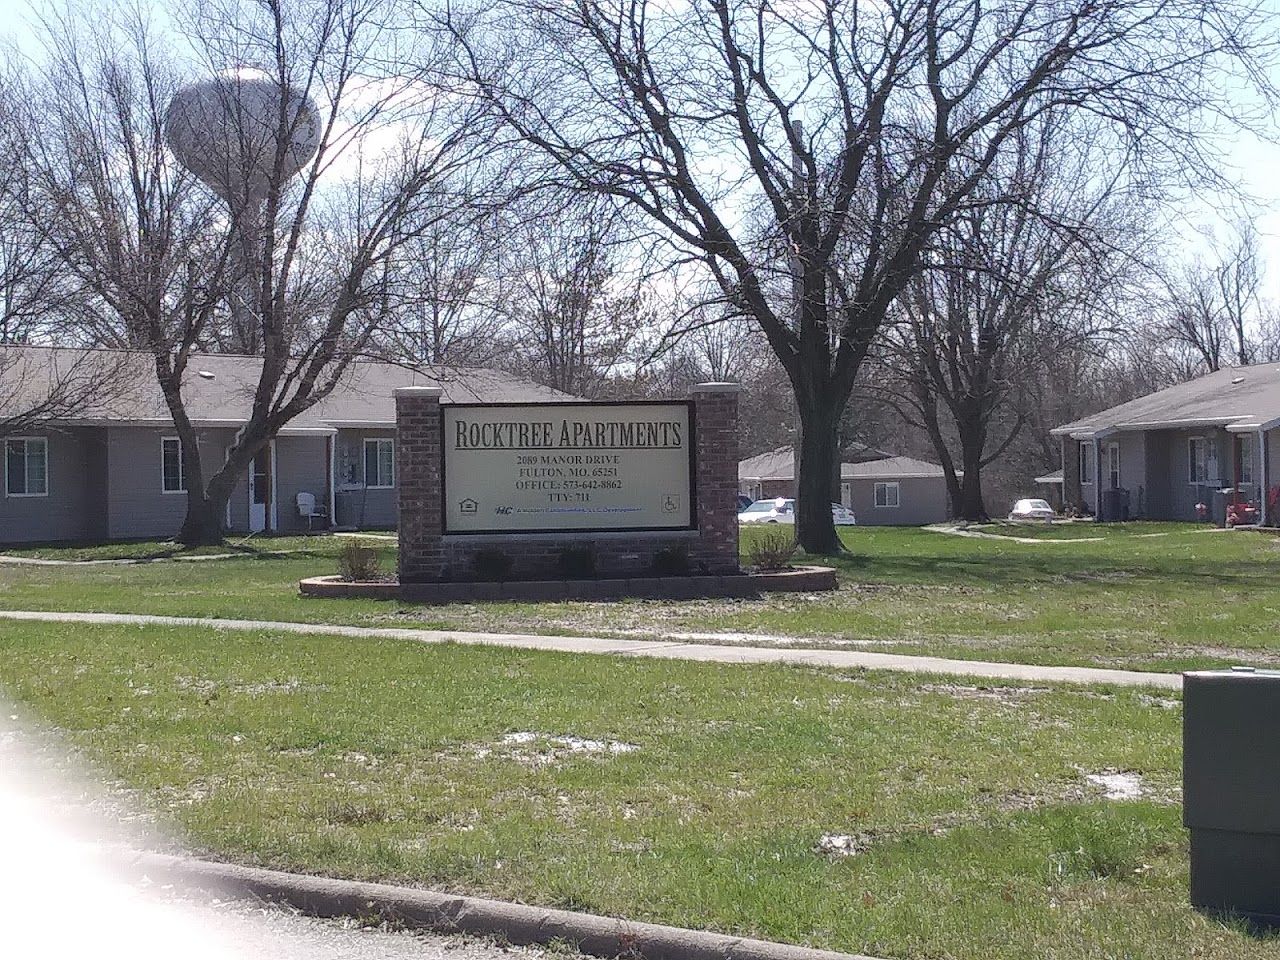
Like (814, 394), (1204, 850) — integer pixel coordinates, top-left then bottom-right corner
(131, 852), (882, 960)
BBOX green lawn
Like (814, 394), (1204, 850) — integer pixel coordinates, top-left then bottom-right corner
(2, 524), (1277, 672)
(3, 619), (1271, 960)
(0, 534), (338, 562)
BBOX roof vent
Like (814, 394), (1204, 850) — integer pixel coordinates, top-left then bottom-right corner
(197, 370), (216, 380)
(1232, 376), (1245, 385)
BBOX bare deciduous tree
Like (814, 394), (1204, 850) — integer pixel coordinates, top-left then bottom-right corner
(444, 0), (1276, 552)
(500, 195), (650, 397)
(18, 0), (493, 543)
(1162, 221), (1269, 373)
(374, 210), (510, 366)
(885, 120), (1141, 520)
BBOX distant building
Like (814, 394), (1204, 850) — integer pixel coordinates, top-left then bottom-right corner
(738, 446), (955, 525)
(1052, 363), (1280, 523)
(0, 346), (569, 544)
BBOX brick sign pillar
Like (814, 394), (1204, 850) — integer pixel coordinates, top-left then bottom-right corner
(395, 386), (444, 583)
(691, 382), (741, 573)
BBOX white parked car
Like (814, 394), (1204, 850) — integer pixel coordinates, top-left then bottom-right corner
(739, 497), (795, 524)
(1008, 498), (1056, 522)
(737, 498), (857, 526)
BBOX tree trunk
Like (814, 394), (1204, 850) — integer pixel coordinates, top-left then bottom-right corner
(914, 380), (963, 520)
(795, 404), (841, 555)
(178, 491), (226, 546)
(955, 429), (989, 521)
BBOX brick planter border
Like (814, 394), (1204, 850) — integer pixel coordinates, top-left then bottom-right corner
(300, 566), (836, 604)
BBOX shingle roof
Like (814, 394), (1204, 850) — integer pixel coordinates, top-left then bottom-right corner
(738, 446), (949, 480)
(0, 345), (574, 431)
(1051, 364), (1280, 437)
(840, 456), (951, 479)
(738, 446), (799, 480)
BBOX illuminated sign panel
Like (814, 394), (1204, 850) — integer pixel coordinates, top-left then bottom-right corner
(442, 402), (694, 533)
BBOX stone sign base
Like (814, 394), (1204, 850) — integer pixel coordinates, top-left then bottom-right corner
(299, 566), (836, 604)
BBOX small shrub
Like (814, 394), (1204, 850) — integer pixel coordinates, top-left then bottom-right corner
(748, 528), (797, 571)
(557, 545), (596, 579)
(337, 540), (381, 581)
(651, 543), (692, 576)
(472, 548), (514, 581)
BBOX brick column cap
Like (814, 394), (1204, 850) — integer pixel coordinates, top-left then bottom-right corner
(690, 381), (741, 394)
(394, 385), (443, 399)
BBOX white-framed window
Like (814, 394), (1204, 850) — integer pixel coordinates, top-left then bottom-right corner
(1104, 442), (1121, 490)
(1189, 437), (1219, 485)
(364, 438), (395, 488)
(1240, 435), (1256, 485)
(5, 437), (49, 497)
(1079, 441), (1094, 485)
(874, 481), (900, 508)
(161, 437), (186, 493)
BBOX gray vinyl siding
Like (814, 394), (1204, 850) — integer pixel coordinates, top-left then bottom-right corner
(274, 435), (330, 533)
(1078, 432), (1148, 517)
(1269, 427), (1280, 501)
(1065, 427), (1266, 522)
(334, 428), (397, 529)
(1078, 438), (1095, 511)
(843, 476), (951, 526)
(1168, 428), (1229, 521)
(105, 427), (237, 540)
(98, 428), (329, 540)
(1143, 430), (1173, 518)
(1108, 428), (1229, 521)
(0, 427), (106, 544)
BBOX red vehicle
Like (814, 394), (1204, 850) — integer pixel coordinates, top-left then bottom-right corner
(1227, 501), (1260, 527)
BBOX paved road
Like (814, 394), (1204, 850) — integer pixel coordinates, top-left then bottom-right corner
(0, 707), (555, 960)
(0, 608), (1183, 689)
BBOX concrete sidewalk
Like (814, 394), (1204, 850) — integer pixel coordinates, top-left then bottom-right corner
(0, 609), (1182, 689)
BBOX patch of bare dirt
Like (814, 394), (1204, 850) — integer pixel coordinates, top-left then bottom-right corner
(469, 732), (639, 768)
(916, 682), (1051, 702)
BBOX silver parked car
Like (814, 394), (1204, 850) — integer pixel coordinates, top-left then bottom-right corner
(1008, 498), (1056, 522)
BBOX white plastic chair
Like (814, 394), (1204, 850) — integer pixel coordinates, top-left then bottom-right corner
(296, 491), (328, 532)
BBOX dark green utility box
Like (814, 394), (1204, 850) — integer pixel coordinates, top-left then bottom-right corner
(1184, 668), (1280, 923)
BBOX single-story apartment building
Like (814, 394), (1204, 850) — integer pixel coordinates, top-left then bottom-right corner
(1, 346), (569, 545)
(738, 446), (955, 525)
(1052, 363), (1280, 523)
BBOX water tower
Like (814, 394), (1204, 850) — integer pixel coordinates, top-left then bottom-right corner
(165, 69), (322, 340)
